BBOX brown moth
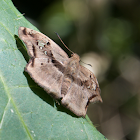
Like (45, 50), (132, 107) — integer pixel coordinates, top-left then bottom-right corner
(18, 27), (102, 117)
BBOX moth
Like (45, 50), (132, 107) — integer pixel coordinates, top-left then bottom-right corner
(18, 27), (102, 117)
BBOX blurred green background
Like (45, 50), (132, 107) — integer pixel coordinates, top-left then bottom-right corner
(13, 0), (140, 139)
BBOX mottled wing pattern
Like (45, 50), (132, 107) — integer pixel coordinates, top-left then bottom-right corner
(18, 27), (68, 99)
(61, 54), (102, 117)
(18, 27), (68, 63)
(61, 65), (102, 117)
(79, 65), (102, 103)
(61, 79), (89, 117)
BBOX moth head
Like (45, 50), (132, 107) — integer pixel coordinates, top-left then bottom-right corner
(71, 53), (80, 62)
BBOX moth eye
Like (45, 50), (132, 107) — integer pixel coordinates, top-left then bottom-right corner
(41, 63), (43, 65)
(47, 42), (50, 45)
(44, 51), (47, 55)
(90, 75), (91, 78)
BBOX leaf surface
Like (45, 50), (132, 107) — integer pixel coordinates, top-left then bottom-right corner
(0, 0), (107, 139)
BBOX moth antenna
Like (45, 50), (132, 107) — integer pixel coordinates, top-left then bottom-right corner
(80, 60), (92, 67)
(55, 32), (74, 54)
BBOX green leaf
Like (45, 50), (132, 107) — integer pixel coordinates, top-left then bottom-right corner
(0, 0), (107, 139)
